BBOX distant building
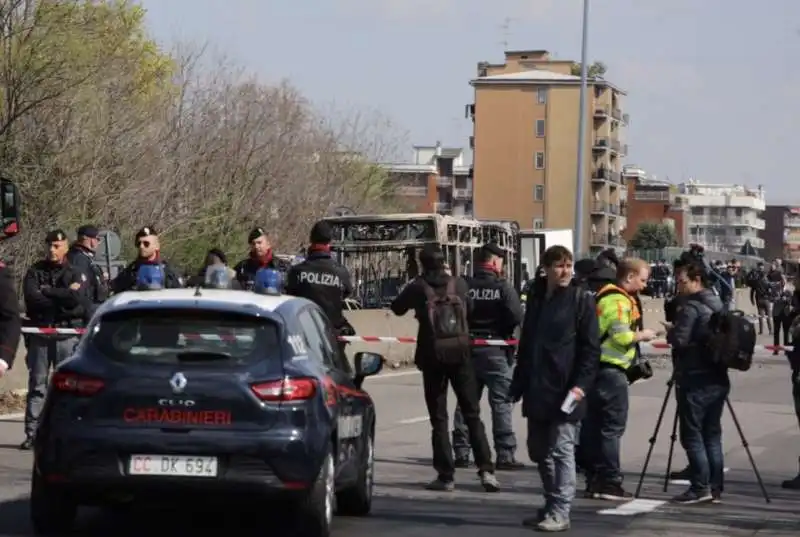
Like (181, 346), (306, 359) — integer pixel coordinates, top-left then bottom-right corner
(621, 166), (687, 247)
(380, 144), (473, 217)
(763, 205), (800, 262)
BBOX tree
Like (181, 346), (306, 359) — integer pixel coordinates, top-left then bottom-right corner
(629, 222), (677, 250)
(0, 0), (408, 282)
(570, 61), (607, 78)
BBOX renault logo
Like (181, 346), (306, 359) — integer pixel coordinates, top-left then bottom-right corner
(169, 372), (187, 394)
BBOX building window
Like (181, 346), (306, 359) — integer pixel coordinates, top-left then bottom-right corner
(534, 185), (545, 201)
(537, 87), (547, 104)
(535, 119), (546, 137)
(535, 152), (545, 169)
(533, 218), (544, 230)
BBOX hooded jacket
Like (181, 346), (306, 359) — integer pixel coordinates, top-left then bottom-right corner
(667, 288), (726, 380)
(390, 271), (472, 370)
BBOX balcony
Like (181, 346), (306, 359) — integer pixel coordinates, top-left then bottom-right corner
(633, 190), (671, 202)
(436, 176), (453, 188)
(591, 168), (621, 184)
(452, 188), (472, 200)
(691, 215), (766, 229)
(591, 200), (608, 214)
(594, 105), (610, 118)
(592, 137), (610, 151)
(590, 232), (609, 246)
(620, 205), (628, 217)
(610, 236), (626, 248)
(612, 108), (622, 121)
(396, 186), (427, 197)
(608, 204), (620, 215)
(434, 202), (451, 213)
(784, 216), (800, 228)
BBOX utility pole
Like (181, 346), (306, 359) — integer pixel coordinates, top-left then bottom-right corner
(573, 0), (590, 256)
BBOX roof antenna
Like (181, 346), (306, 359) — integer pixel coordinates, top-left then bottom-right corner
(499, 17), (513, 51)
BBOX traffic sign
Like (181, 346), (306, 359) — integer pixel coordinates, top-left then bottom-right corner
(96, 229), (121, 261)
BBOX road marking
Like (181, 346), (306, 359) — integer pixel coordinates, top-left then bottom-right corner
(368, 370), (420, 381)
(0, 412), (23, 420)
(669, 467), (729, 486)
(397, 416), (429, 425)
(597, 499), (666, 515)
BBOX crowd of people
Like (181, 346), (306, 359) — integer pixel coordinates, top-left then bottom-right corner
(0, 222), (798, 533)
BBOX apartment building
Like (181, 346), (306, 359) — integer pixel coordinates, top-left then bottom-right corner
(467, 49), (628, 254)
(621, 165), (688, 246)
(681, 181), (766, 254)
(381, 144), (473, 216)
(763, 205), (800, 262)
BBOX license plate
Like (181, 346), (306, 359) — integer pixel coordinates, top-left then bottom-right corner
(128, 455), (218, 477)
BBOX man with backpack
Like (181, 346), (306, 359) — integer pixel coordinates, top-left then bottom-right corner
(667, 259), (729, 504)
(452, 243), (525, 470)
(390, 245), (500, 493)
(510, 245), (600, 532)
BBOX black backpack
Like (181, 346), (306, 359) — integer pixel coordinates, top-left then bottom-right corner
(421, 277), (470, 364)
(706, 309), (756, 371)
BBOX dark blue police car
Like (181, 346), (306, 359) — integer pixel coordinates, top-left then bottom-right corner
(31, 288), (383, 536)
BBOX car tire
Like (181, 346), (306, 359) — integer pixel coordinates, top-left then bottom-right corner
(296, 449), (335, 537)
(30, 470), (78, 535)
(336, 433), (374, 516)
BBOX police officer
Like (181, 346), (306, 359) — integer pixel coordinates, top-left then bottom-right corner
(111, 226), (183, 293)
(286, 222), (353, 336)
(452, 243), (525, 470)
(66, 225), (108, 317)
(234, 227), (279, 290)
(20, 230), (91, 449)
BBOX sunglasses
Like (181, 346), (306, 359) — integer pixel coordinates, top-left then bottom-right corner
(136, 240), (151, 248)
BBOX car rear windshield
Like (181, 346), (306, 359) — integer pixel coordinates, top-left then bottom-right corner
(90, 308), (281, 365)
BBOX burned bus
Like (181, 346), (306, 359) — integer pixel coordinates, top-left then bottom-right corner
(318, 213), (520, 309)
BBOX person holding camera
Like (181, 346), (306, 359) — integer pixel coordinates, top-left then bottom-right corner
(583, 258), (655, 501)
(666, 260), (728, 504)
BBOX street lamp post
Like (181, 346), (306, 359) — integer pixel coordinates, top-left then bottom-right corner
(573, 0), (590, 257)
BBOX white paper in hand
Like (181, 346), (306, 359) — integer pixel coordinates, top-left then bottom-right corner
(561, 391), (579, 415)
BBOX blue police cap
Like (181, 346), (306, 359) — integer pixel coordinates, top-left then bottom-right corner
(136, 264), (165, 290)
(254, 268), (282, 295)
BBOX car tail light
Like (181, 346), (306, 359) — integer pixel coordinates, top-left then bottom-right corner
(251, 378), (317, 402)
(51, 372), (105, 396)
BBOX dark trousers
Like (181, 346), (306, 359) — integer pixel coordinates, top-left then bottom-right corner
(422, 359), (494, 481)
(677, 378), (729, 493)
(773, 314), (792, 347)
(583, 366), (629, 486)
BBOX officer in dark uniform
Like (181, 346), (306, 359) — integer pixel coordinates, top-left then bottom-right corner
(234, 227), (279, 290)
(0, 259), (21, 383)
(20, 229), (91, 449)
(66, 224), (108, 316)
(111, 226), (183, 293)
(286, 222), (354, 337)
(452, 243), (525, 469)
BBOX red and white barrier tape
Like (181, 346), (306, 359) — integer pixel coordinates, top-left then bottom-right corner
(19, 327), (794, 353)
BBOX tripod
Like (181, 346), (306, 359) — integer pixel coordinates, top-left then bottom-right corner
(634, 377), (771, 503)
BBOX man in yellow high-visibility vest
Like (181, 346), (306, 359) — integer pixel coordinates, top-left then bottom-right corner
(583, 258), (656, 501)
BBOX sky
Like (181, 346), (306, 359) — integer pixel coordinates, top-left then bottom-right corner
(141, 0), (800, 203)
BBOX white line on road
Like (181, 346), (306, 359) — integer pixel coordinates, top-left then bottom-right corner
(397, 416), (429, 425)
(0, 412), (23, 420)
(368, 370), (421, 381)
(597, 499), (666, 515)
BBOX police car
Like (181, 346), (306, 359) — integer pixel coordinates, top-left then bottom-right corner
(31, 284), (383, 536)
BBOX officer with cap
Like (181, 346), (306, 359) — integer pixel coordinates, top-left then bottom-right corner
(111, 226), (183, 293)
(66, 224), (108, 316)
(452, 242), (525, 470)
(234, 227), (279, 290)
(286, 221), (354, 337)
(20, 229), (91, 450)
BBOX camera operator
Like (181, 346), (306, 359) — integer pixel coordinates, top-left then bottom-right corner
(783, 313), (800, 490)
(583, 258), (655, 501)
(666, 260), (728, 504)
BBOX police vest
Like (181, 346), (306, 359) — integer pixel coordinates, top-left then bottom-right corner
(595, 283), (640, 370)
(467, 275), (504, 334)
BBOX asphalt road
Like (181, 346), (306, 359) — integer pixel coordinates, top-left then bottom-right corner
(0, 354), (797, 536)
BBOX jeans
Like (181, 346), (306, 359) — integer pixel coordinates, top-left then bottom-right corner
(583, 366), (629, 486)
(24, 336), (79, 438)
(756, 300), (773, 334)
(677, 378), (729, 493)
(773, 315), (791, 347)
(792, 370), (799, 429)
(527, 419), (577, 519)
(452, 348), (516, 460)
(422, 359), (494, 481)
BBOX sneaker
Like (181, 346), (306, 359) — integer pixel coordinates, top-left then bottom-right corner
(595, 483), (633, 501)
(583, 480), (600, 499)
(711, 490), (722, 504)
(495, 458), (525, 471)
(536, 513), (570, 532)
(453, 457), (471, 469)
(425, 477), (455, 491)
(19, 438), (32, 451)
(781, 474), (800, 490)
(479, 471), (500, 492)
(669, 466), (691, 481)
(671, 488), (713, 504)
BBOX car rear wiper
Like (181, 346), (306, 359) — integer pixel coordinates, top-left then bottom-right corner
(176, 351), (232, 362)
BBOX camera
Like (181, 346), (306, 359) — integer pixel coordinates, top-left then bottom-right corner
(626, 359), (654, 385)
